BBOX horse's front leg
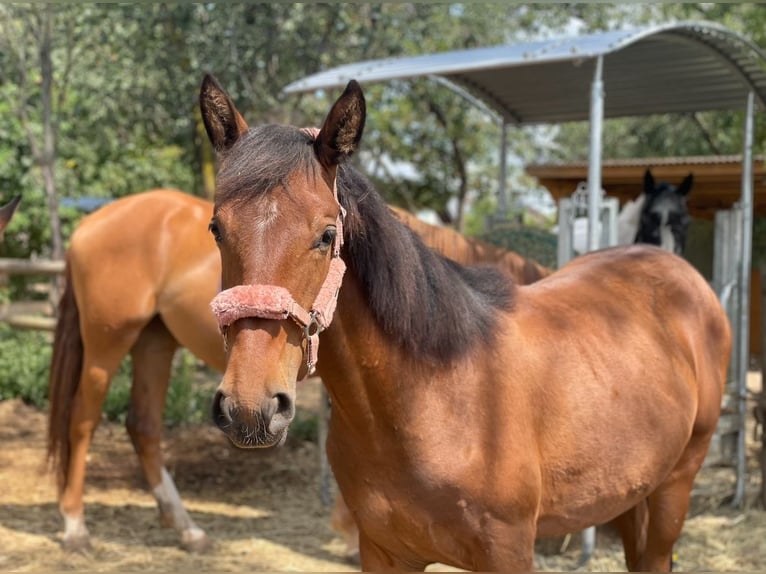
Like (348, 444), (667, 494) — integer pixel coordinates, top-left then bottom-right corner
(358, 531), (428, 572)
(472, 519), (537, 572)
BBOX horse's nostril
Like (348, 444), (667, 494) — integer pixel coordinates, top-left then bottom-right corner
(266, 392), (295, 435)
(274, 392), (294, 417)
(211, 390), (233, 426)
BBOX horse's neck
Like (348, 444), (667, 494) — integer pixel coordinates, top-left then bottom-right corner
(616, 194), (646, 246)
(319, 273), (409, 405)
(316, 277), (414, 465)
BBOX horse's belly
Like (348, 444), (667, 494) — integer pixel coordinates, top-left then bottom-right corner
(536, 477), (654, 537)
(535, 412), (692, 536)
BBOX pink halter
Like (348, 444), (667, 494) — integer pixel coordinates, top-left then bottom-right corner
(209, 128), (346, 377)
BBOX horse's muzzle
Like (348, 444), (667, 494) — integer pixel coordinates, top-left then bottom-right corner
(211, 390), (295, 448)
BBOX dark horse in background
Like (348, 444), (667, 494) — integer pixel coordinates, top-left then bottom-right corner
(618, 169), (693, 255)
(45, 189), (548, 553)
(202, 75), (730, 571)
(574, 169), (693, 257)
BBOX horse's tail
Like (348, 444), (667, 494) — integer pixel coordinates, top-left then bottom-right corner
(47, 260), (84, 495)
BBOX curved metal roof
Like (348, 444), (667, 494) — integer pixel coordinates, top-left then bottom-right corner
(284, 21), (766, 125)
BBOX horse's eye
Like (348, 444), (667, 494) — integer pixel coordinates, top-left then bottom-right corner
(314, 227), (336, 251)
(209, 221), (222, 243)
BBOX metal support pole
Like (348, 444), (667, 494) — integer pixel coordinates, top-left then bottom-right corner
(587, 56), (604, 252)
(733, 91), (755, 508)
(318, 385), (332, 506)
(497, 122), (509, 219)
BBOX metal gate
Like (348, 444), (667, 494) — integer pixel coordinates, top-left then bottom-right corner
(557, 182), (619, 268)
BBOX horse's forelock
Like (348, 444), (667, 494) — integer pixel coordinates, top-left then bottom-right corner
(215, 124), (318, 206)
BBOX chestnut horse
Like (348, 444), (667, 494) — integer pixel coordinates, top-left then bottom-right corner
(202, 75), (731, 571)
(46, 189), (548, 552)
(0, 195), (21, 238)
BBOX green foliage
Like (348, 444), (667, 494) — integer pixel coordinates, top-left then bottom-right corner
(0, 322), (216, 427)
(289, 412), (319, 444)
(102, 359), (133, 423)
(482, 223), (558, 270)
(1, 3), (761, 254)
(102, 349), (217, 427)
(164, 351), (217, 427)
(0, 324), (52, 407)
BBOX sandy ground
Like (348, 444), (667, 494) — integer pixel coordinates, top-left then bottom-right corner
(1, 375), (765, 572)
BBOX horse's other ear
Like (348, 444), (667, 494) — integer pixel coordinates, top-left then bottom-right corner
(643, 169), (656, 195)
(678, 173), (693, 196)
(0, 195), (21, 235)
(199, 74), (249, 153)
(314, 80), (366, 169)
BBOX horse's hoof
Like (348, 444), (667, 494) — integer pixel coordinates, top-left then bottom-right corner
(344, 550), (361, 566)
(62, 534), (92, 554)
(180, 530), (213, 554)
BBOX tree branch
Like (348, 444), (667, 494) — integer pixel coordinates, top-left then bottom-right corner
(689, 113), (722, 156)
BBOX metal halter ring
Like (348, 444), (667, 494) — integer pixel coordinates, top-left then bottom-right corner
(304, 313), (321, 339)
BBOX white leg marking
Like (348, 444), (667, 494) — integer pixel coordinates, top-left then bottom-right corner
(152, 467), (206, 542)
(63, 512), (89, 539)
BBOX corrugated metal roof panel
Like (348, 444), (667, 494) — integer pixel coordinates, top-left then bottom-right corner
(284, 22), (766, 124)
(529, 155), (766, 168)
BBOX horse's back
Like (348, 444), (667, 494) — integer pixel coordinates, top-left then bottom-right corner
(390, 206), (550, 284)
(70, 189), (213, 296)
(519, 244), (729, 411)
(70, 189), (212, 254)
(66, 190), (223, 365)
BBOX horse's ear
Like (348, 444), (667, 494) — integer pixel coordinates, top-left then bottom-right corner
(0, 195), (20, 235)
(678, 173), (693, 196)
(643, 169), (656, 195)
(314, 80), (366, 168)
(199, 74), (249, 153)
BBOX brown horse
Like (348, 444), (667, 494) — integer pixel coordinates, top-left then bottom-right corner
(46, 189), (547, 552)
(0, 195), (21, 238)
(201, 75), (731, 571)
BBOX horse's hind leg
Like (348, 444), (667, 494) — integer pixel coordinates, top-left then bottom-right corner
(127, 316), (211, 552)
(59, 333), (138, 552)
(612, 499), (649, 571)
(640, 431), (714, 572)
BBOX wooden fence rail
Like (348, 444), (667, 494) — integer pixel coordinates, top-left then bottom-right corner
(0, 257), (63, 331)
(0, 257), (65, 275)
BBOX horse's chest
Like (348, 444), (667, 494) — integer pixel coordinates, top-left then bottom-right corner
(342, 472), (482, 567)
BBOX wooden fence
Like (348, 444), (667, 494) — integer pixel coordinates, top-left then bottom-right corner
(0, 257), (64, 331)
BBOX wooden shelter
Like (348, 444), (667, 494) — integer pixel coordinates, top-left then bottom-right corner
(527, 155), (766, 219)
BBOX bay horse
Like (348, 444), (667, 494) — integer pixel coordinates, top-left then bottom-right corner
(46, 190), (548, 553)
(202, 75), (731, 571)
(0, 195), (21, 238)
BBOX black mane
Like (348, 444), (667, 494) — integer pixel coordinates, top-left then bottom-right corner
(216, 124), (514, 363)
(338, 165), (514, 363)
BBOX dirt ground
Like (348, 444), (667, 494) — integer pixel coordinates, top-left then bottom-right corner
(1, 376), (765, 572)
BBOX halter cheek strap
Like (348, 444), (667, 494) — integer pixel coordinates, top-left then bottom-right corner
(210, 129), (346, 377)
